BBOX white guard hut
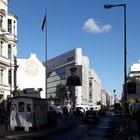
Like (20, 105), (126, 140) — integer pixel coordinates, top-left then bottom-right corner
(10, 96), (48, 131)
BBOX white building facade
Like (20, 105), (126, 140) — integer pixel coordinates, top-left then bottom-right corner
(89, 69), (101, 106)
(46, 48), (102, 106)
(129, 61), (140, 80)
(0, 0), (18, 101)
(127, 61), (140, 102)
(17, 54), (46, 99)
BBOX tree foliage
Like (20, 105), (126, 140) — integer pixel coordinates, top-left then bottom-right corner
(12, 89), (21, 96)
(55, 83), (67, 105)
(127, 76), (140, 84)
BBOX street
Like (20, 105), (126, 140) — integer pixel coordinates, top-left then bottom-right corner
(1, 113), (140, 140)
(34, 114), (117, 140)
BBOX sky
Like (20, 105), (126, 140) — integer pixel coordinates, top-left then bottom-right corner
(8, 0), (140, 99)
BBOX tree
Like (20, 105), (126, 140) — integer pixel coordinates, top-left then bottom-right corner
(48, 95), (54, 102)
(127, 76), (140, 84)
(127, 76), (140, 94)
(55, 83), (67, 105)
(12, 88), (21, 96)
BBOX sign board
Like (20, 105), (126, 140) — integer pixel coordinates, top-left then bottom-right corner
(66, 65), (82, 86)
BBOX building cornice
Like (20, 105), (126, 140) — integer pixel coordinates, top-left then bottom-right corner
(0, 9), (6, 16)
(8, 13), (18, 19)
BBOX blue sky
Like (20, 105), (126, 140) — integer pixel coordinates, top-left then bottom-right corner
(9, 0), (140, 99)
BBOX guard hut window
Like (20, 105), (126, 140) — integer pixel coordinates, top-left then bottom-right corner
(26, 104), (31, 112)
(18, 102), (25, 112)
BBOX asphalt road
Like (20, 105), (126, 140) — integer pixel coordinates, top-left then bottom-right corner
(38, 115), (117, 140)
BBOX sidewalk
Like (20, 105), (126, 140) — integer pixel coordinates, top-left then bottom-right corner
(113, 116), (140, 140)
(0, 116), (82, 139)
(0, 121), (65, 139)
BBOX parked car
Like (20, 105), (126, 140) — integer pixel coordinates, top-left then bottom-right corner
(75, 107), (85, 116)
(98, 108), (106, 117)
(84, 108), (99, 123)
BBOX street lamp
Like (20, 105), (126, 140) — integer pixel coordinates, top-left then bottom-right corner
(104, 3), (127, 111)
(113, 89), (116, 113)
(113, 89), (116, 105)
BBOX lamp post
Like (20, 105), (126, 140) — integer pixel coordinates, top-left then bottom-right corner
(113, 89), (116, 113)
(104, 4), (127, 111)
(113, 89), (116, 105)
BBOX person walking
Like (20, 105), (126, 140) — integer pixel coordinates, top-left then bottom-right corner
(62, 106), (68, 122)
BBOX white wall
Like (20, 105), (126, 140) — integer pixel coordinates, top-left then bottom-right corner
(89, 69), (102, 106)
(17, 54), (46, 98)
(130, 62), (140, 72)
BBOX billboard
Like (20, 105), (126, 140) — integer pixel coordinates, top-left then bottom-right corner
(66, 65), (82, 86)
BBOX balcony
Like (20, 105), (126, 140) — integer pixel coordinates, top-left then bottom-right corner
(0, 55), (9, 66)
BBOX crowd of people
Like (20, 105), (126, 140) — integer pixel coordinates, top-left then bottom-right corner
(56, 104), (107, 123)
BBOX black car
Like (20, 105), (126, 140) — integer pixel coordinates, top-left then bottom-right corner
(84, 109), (99, 123)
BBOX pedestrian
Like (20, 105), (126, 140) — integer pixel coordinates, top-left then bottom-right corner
(137, 108), (140, 128)
(74, 107), (83, 120)
(62, 106), (68, 122)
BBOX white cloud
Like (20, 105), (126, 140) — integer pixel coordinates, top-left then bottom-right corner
(82, 18), (112, 34)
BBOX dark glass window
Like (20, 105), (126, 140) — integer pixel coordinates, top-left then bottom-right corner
(55, 67), (66, 79)
(8, 44), (12, 59)
(0, 15), (3, 28)
(8, 70), (12, 85)
(0, 69), (3, 85)
(26, 104), (31, 112)
(67, 57), (74, 62)
(8, 19), (12, 33)
(0, 42), (3, 56)
(18, 102), (25, 112)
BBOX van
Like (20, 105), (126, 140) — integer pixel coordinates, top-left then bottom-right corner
(89, 105), (101, 111)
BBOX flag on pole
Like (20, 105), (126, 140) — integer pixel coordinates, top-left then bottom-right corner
(41, 14), (46, 31)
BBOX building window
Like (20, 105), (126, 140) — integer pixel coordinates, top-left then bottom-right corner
(67, 57), (74, 62)
(55, 67), (66, 79)
(8, 70), (12, 85)
(0, 69), (4, 85)
(8, 19), (12, 33)
(0, 42), (3, 56)
(8, 44), (12, 59)
(0, 15), (3, 28)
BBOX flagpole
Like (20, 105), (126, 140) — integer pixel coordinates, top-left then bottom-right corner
(45, 9), (47, 99)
